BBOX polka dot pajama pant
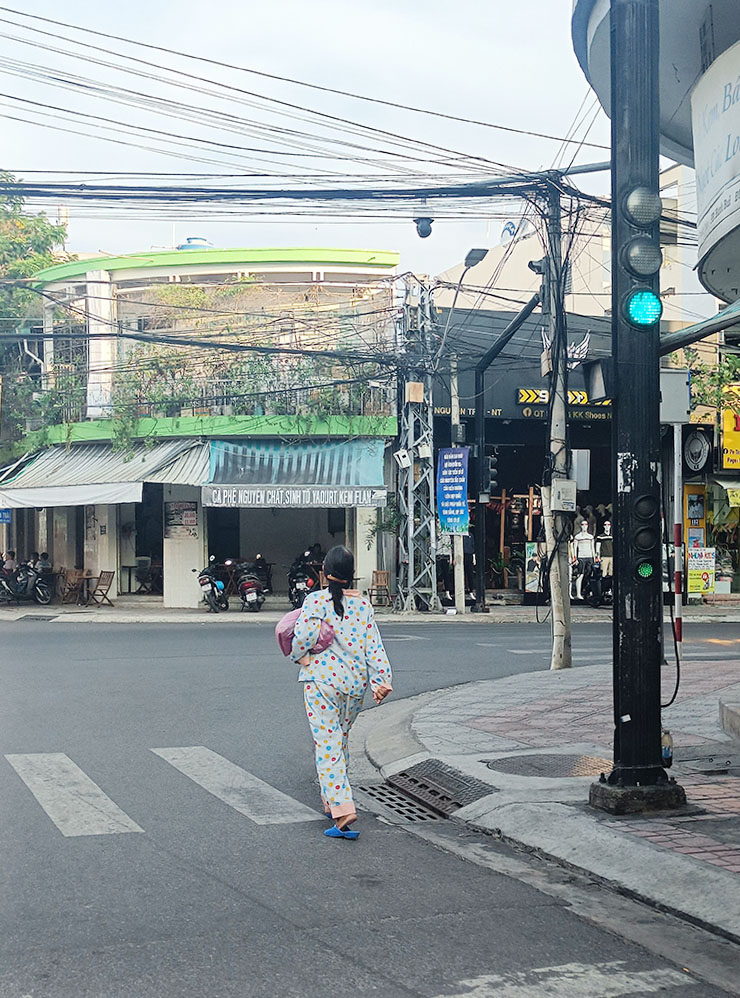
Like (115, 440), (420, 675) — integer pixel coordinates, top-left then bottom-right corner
(303, 680), (364, 819)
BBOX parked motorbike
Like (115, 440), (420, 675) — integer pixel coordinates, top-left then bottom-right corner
(193, 555), (229, 612)
(287, 550), (320, 609)
(0, 561), (52, 605)
(572, 560), (609, 608)
(236, 562), (266, 612)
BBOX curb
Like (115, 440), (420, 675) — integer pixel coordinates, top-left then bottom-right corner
(353, 685), (740, 944)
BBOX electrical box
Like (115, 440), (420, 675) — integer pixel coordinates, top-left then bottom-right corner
(659, 368), (691, 424)
(551, 479), (577, 512)
(405, 382), (424, 404)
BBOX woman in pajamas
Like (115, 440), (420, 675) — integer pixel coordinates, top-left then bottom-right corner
(292, 545), (392, 839)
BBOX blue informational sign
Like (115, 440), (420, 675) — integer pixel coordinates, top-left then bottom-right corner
(436, 447), (470, 534)
(0, 509), (11, 524)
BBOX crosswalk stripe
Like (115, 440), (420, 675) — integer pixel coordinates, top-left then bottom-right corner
(5, 753), (143, 837)
(151, 746), (323, 825)
(433, 961), (690, 998)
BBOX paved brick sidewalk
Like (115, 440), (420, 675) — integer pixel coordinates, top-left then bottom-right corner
(358, 658), (740, 938)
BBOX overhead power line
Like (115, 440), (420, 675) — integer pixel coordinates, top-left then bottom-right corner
(0, 5), (610, 152)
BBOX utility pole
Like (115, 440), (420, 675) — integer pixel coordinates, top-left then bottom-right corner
(396, 278), (441, 613)
(450, 356), (467, 614)
(542, 180), (573, 670)
(590, 0), (684, 812)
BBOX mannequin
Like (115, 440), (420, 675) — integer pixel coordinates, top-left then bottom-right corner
(596, 520), (613, 581)
(570, 519), (596, 599)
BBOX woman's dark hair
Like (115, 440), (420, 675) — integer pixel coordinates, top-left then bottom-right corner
(323, 545), (354, 617)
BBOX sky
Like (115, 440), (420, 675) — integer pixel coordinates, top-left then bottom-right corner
(0, 0), (613, 276)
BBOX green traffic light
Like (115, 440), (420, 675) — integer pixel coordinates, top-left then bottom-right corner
(625, 289), (663, 327)
(636, 560), (655, 580)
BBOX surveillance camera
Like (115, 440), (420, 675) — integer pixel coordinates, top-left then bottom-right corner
(413, 217), (433, 239)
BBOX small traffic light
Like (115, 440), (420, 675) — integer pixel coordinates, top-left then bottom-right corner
(631, 494), (660, 583)
(488, 454), (498, 493)
(624, 288), (663, 327)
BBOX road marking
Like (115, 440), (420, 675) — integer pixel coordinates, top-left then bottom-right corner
(381, 634), (427, 641)
(151, 746), (322, 825)
(433, 961), (690, 998)
(5, 753), (143, 837)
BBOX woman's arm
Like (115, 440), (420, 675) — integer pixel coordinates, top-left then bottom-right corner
(290, 596), (324, 663)
(364, 607), (392, 699)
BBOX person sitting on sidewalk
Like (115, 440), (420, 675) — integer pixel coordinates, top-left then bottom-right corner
(291, 544), (392, 840)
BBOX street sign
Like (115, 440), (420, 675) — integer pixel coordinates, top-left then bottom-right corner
(0, 509), (11, 524)
(436, 447), (470, 535)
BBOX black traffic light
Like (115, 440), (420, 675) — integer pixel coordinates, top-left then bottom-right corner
(630, 494), (661, 583)
(619, 187), (663, 328)
(488, 454), (498, 493)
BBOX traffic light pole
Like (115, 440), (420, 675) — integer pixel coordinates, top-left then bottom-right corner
(473, 294), (541, 611)
(590, 0), (685, 812)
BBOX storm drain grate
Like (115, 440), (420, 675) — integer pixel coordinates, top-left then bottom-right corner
(387, 759), (496, 816)
(17, 615), (58, 622)
(357, 784), (441, 822)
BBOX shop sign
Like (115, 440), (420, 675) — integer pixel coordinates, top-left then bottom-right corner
(684, 483), (706, 549)
(691, 38), (740, 267)
(684, 429), (712, 474)
(721, 396), (740, 469)
(727, 488), (740, 507)
(687, 547), (716, 595)
(164, 500), (198, 539)
(0, 509), (10, 524)
(202, 485), (387, 508)
(525, 541), (541, 594)
(517, 388), (611, 406)
(436, 447), (469, 535)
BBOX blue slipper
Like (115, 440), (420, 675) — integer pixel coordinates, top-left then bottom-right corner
(324, 824), (360, 840)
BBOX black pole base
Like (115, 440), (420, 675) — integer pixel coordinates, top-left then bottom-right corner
(589, 780), (686, 815)
(470, 603), (490, 614)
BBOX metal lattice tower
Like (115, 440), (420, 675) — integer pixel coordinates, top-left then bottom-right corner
(395, 279), (440, 613)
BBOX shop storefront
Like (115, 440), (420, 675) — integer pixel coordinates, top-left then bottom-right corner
(0, 437), (389, 607)
(433, 310), (613, 599)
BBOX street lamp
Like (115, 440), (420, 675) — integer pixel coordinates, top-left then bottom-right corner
(434, 248), (488, 366)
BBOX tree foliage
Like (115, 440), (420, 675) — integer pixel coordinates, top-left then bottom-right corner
(0, 170), (68, 334)
(681, 347), (740, 417)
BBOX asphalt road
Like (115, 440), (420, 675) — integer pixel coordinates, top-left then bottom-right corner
(0, 618), (737, 997)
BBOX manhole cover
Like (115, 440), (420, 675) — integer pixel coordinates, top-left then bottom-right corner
(484, 754), (612, 778)
(387, 759), (495, 816)
(356, 784), (441, 822)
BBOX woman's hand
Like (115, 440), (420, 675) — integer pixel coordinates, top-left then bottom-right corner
(372, 683), (393, 704)
(297, 654), (311, 666)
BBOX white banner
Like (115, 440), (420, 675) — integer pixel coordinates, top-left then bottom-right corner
(691, 39), (740, 263)
(202, 485), (387, 508)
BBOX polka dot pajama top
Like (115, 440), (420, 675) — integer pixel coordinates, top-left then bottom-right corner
(291, 591), (392, 817)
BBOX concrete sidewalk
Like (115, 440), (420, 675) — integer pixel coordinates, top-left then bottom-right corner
(352, 658), (740, 943)
(3, 594), (740, 624)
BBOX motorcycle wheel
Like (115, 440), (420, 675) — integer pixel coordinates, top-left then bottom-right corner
(34, 583), (52, 605)
(217, 596), (229, 611)
(246, 600), (261, 612)
(586, 583), (603, 608)
(205, 591), (218, 612)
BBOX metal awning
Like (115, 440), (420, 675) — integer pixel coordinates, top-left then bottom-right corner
(203, 439), (387, 508)
(0, 440), (209, 508)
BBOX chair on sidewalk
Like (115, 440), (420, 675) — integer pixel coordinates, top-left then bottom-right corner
(86, 571), (115, 607)
(368, 570), (391, 607)
(59, 568), (84, 605)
